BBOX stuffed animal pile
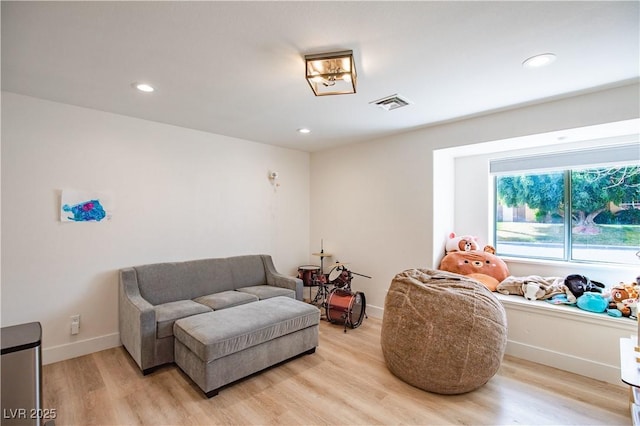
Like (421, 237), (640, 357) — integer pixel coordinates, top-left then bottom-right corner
(570, 277), (639, 317)
(438, 233), (509, 291)
(497, 272), (640, 319)
(438, 232), (640, 320)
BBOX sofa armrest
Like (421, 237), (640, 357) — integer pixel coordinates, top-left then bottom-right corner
(261, 255), (303, 301)
(119, 268), (156, 372)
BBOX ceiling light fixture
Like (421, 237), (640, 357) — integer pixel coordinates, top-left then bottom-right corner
(305, 50), (356, 96)
(133, 82), (155, 93)
(297, 128), (311, 134)
(522, 53), (557, 69)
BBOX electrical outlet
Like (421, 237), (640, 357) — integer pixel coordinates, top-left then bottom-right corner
(70, 314), (80, 335)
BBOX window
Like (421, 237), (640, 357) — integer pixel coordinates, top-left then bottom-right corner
(492, 143), (640, 265)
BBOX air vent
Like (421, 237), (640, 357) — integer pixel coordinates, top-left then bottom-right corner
(370, 94), (412, 111)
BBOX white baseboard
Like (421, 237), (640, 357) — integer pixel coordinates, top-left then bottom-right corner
(366, 303), (383, 319)
(506, 339), (623, 386)
(43, 332), (121, 365)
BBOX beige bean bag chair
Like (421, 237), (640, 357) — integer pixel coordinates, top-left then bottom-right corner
(381, 269), (507, 394)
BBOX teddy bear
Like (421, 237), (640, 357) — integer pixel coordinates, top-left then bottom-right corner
(445, 232), (478, 254)
(439, 248), (509, 292)
(609, 282), (640, 317)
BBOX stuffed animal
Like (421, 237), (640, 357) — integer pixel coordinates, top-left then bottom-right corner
(439, 249), (509, 291)
(445, 233), (478, 254)
(577, 292), (608, 313)
(564, 274), (605, 299)
(616, 282), (639, 300)
(547, 294), (575, 305)
(494, 276), (525, 296)
(609, 282), (640, 317)
(483, 245), (496, 255)
(523, 282), (545, 301)
(623, 297), (638, 319)
(497, 276), (575, 303)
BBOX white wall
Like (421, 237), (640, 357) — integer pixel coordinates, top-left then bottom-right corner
(311, 83), (639, 317)
(310, 134), (434, 317)
(1, 92), (310, 363)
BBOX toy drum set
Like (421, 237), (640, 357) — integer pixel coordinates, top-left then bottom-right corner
(298, 249), (370, 332)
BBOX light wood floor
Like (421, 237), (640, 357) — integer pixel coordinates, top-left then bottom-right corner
(43, 317), (630, 425)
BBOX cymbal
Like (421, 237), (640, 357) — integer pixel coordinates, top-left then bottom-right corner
(329, 262), (349, 269)
(312, 252), (332, 257)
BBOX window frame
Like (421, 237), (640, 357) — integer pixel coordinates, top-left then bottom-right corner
(493, 165), (639, 266)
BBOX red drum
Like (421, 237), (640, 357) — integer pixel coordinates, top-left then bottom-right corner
(328, 266), (352, 289)
(326, 289), (366, 329)
(297, 265), (321, 287)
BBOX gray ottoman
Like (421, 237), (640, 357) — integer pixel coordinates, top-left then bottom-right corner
(174, 296), (320, 397)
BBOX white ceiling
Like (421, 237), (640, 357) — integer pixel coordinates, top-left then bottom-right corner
(2, 1), (638, 152)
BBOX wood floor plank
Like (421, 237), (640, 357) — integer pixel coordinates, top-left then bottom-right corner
(43, 317), (630, 425)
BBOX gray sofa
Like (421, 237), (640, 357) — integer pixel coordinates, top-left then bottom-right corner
(119, 254), (303, 374)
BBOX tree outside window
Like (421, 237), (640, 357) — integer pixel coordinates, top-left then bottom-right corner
(495, 165), (639, 264)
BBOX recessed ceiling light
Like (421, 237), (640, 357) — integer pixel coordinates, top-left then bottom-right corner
(298, 128), (311, 134)
(522, 53), (557, 69)
(132, 82), (155, 93)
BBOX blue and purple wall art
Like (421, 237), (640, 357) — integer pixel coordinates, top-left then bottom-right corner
(60, 190), (113, 222)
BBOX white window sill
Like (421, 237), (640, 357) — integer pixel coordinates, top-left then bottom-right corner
(495, 293), (637, 332)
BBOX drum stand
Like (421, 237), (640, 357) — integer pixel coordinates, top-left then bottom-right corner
(336, 310), (351, 333)
(310, 278), (331, 309)
(311, 241), (333, 316)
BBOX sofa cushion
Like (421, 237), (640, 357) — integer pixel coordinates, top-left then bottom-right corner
(135, 258), (235, 305)
(227, 255), (267, 289)
(236, 285), (295, 300)
(194, 291), (258, 310)
(155, 300), (212, 339)
(173, 296), (320, 363)
(136, 262), (194, 306)
(183, 258), (235, 299)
